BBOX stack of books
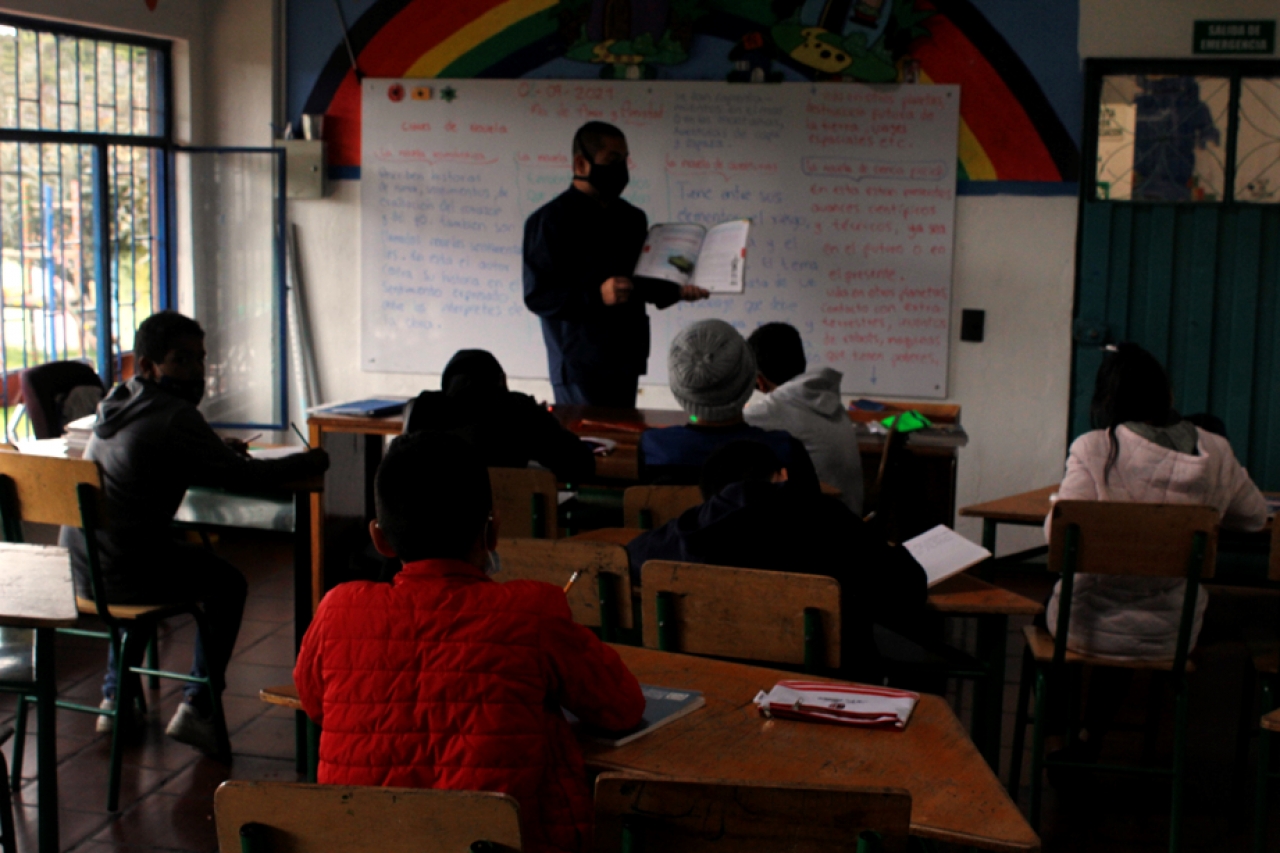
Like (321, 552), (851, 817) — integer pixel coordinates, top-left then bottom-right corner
(63, 414), (97, 458)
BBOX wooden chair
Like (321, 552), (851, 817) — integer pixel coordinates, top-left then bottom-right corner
(594, 772), (910, 853)
(1007, 500), (1219, 853)
(490, 467), (558, 539)
(0, 451), (229, 811)
(639, 561), (840, 673)
(623, 485), (703, 530)
(214, 780), (522, 852)
(496, 538), (633, 642)
(1252, 519), (1280, 853)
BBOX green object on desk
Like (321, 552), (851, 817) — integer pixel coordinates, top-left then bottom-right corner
(882, 410), (931, 432)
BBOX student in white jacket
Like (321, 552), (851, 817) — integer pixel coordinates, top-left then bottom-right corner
(743, 323), (864, 514)
(1046, 342), (1268, 661)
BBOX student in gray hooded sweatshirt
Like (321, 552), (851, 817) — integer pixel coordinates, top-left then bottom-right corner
(60, 311), (329, 756)
(743, 323), (864, 515)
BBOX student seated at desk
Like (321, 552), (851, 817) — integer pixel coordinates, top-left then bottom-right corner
(294, 431), (644, 853)
(59, 311), (330, 754)
(627, 440), (926, 674)
(638, 319), (818, 492)
(403, 348), (595, 482)
(1046, 342), (1268, 660)
(744, 322), (864, 514)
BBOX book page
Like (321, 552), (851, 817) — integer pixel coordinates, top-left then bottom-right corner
(633, 223), (706, 285)
(689, 219), (749, 294)
(903, 524), (992, 587)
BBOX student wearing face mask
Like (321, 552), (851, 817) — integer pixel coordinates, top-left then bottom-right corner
(59, 311), (329, 756)
(295, 431), (644, 853)
(523, 121), (710, 408)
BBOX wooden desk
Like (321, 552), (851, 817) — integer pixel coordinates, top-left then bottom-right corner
(258, 645), (1038, 852)
(959, 485), (1276, 563)
(588, 645), (1039, 852)
(568, 528), (1042, 770)
(0, 543), (78, 853)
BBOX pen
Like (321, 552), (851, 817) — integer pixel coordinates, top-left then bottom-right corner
(563, 569), (583, 594)
(291, 422), (311, 447)
(244, 433), (262, 445)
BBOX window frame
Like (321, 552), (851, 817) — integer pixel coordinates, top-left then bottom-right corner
(1082, 58), (1280, 206)
(0, 11), (174, 391)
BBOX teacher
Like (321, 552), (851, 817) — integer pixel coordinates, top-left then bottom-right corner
(523, 121), (708, 408)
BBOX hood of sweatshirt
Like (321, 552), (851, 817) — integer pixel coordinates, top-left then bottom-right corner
(93, 377), (188, 439)
(763, 368), (845, 422)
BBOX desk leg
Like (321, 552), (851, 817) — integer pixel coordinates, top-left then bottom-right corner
(973, 613), (1009, 771)
(308, 422), (325, 617)
(35, 626), (58, 853)
(294, 490), (312, 778)
(981, 519), (997, 554)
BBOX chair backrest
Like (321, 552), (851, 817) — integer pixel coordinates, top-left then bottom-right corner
(1047, 500), (1219, 672)
(1047, 501), (1219, 580)
(0, 451), (102, 531)
(594, 772), (910, 853)
(623, 485), (704, 529)
(214, 781), (522, 853)
(490, 467), (558, 539)
(19, 360), (104, 439)
(497, 538), (633, 638)
(640, 560), (840, 670)
(1269, 514), (1280, 583)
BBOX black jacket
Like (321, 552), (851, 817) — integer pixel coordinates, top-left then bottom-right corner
(402, 389), (595, 483)
(61, 377), (327, 601)
(523, 187), (680, 386)
(626, 480), (927, 671)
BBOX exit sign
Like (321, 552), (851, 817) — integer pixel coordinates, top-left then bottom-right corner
(1194, 20), (1275, 54)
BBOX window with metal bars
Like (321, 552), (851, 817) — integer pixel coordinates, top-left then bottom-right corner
(0, 14), (170, 439)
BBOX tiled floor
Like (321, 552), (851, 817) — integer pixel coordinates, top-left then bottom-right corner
(1, 530), (1277, 852)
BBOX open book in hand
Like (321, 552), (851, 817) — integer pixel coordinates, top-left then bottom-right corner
(633, 220), (750, 293)
(903, 524), (992, 588)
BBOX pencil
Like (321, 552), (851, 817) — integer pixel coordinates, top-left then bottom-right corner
(244, 433), (262, 445)
(290, 422), (311, 447)
(563, 569), (583, 594)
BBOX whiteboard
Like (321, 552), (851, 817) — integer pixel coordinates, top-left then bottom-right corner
(361, 79), (959, 397)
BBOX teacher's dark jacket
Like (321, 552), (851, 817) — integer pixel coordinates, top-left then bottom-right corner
(523, 186), (680, 389)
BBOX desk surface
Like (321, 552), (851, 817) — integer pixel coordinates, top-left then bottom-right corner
(0, 543), (78, 628)
(590, 645), (1039, 852)
(959, 485), (1278, 530)
(958, 486), (1059, 525)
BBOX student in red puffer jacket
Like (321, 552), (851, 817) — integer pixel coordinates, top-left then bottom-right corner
(294, 431), (645, 853)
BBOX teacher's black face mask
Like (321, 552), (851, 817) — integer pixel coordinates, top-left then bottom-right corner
(587, 160), (629, 199)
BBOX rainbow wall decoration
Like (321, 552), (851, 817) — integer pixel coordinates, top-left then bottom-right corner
(291, 0), (1080, 187)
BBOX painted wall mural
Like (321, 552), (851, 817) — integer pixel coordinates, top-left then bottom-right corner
(288, 0), (1081, 188)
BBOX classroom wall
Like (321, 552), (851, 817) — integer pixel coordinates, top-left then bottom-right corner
(1080, 0), (1279, 58)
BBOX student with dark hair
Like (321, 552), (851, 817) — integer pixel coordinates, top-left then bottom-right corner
(60, 310), (329, 754)
(1048, 342), (1267, 660)
(523, 121), (708, 407)
(744, 322), (864, 513)
(402, 349), (595, 482)
(627, 440), (926, 674)
(638, 319), (820, 492)
(294, 431), (644, 853)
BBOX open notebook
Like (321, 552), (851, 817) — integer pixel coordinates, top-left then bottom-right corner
(903, 525), (992, 588)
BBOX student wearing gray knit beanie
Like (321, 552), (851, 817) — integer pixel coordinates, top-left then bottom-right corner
(638, 319), (821, 491)
(668, 319), (759, 423)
